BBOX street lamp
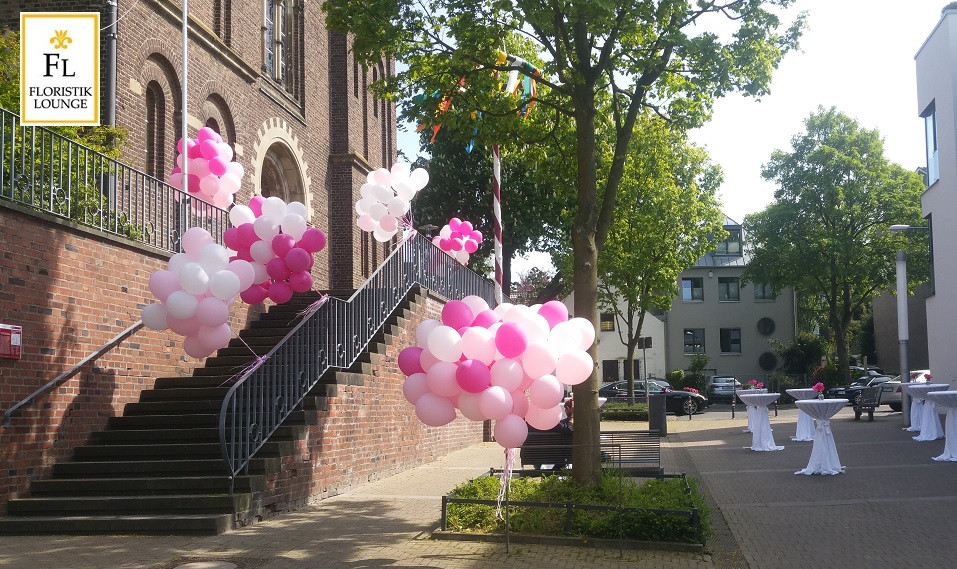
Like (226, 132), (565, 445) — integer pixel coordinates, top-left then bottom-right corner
(888, 224), (928, 428)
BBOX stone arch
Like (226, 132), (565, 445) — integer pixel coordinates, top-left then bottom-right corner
(251, 118), (311, 209)
(140, 53), (181, 177)
(201, 93), (237, 145)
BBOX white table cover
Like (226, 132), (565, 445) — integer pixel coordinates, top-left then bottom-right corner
(903, 383), (936, 432)
(926, 391), (957, 461)
(786, 388), (819, 441)
(738, 389), (767, 433)
(737, 392), (783, 451)
(794, 399), (848, 475)
(912, 384), (951, 441)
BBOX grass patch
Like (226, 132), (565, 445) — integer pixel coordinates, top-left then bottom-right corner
(445, 471), (711, 544)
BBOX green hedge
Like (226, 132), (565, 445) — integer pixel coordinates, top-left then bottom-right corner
(600, 401), (648, 421)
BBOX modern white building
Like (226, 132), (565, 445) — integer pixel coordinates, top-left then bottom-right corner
(915, 3), (957, 382)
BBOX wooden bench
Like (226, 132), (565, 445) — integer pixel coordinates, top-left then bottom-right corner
(518, 429), (663, 476)
(519, 428), (573, 470)
(853, 385), (883, 421)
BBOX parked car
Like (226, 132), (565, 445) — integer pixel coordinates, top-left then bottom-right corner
(826, 375), (894, 405)
(850, 365), (885, 376)
(706, 376), (742, 402)
(598, 380), (709, 415)
(880, 370), (933, 412)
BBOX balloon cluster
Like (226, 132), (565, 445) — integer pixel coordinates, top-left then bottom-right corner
(224, 196), (327, 305)
(141, 227), (256, 358)
(398, 298), (595, 449)
(432, 218), (483, 265)
(355, 163), (430, 242)
(169, 127), (245, 209)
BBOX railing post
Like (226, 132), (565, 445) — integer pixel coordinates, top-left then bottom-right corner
(440, 495), (448, 531)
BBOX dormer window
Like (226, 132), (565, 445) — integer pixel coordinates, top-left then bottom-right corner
(715, 228), (741, 255)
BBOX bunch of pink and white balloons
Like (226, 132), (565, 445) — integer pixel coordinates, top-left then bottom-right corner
(398, 297), (595, 449)
(224, 196), (327, 305)
(141, 227), (256, 358)
(169, 127), (244, 209)
(432, 218), (483, 265)
(355, 163), (430, 242)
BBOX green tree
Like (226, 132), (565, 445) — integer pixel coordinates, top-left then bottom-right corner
(743, 107), (927, 382)
(770, 332), (826, 376)
(325, 0), (803, 483)
(598, 115), (724, 398)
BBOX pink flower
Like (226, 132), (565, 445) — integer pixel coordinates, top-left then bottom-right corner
(812, 382), (825, 393)
(756, 382), (764, 389)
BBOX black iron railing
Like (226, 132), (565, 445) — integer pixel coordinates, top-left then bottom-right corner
(218, 231), (501, 486)
(0, 107), (228, 253)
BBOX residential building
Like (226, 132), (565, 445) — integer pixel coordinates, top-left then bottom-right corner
(915, 3), (957, 382)
(664, 217), (797, 379)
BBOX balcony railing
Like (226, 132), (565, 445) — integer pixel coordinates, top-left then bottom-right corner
(0, 107), (227, 253)
(219, 230), (502, 487)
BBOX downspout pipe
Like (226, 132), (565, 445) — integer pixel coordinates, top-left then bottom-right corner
(106, 0), (117, 126)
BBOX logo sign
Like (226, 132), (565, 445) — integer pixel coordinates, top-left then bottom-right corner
(20, 12), (100, 126)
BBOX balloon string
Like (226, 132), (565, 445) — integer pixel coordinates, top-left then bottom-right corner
(495, 447), (515, 519)
(295, 293), (330, 322)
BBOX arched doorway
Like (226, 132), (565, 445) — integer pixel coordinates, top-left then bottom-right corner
(259, 142), (305, 204)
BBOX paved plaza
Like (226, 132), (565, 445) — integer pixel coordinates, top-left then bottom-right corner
(1, 404), (955, 568)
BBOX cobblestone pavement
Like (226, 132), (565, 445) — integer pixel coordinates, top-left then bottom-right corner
(1, 404), (954, 568)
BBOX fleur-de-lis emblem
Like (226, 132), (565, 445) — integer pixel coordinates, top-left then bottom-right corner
(50, 30), (72, 49)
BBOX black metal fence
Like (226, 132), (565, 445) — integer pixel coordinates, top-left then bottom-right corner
(218, 231), (502, 485)
(0, 107), (228, 253)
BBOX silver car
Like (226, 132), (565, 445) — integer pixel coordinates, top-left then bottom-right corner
(880, 370), (932, 412)
(706, 376), (742, 402)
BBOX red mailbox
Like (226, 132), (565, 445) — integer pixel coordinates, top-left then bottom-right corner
(0, 324), (22, 359)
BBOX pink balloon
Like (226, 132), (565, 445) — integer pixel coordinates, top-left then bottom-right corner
(472, 309), (501, 328)
(287, 271), (313, 292)
(511, 392), (530, 417)
(528, 374), (563, 408)
(196, 126), (217, 142)
(240, 283), (269, 304)
(268, 281), (293, 304)
(187, 174), (201, 193)
(494, 414), (528, 449)
(555, 350), (593, 386)
(167, 314), (202, 336)
(458, 392), (487, 421)
(439, 238), (452, 251)
(298, 227), (327, 253)
(426, 361), (461, 398)
(521, 341), (557, 378)
(208, 157), (228, 177)
(183, 334), (213, 359)
(456, 359), (491, 393)
(195, 297), (230, 327)
(186, 141), (202, 159)
(235, 248), (254, 262)
(284, 247), (313, 272)
(237, 223), (259, 248)
(272, 234), (296, 257)
(148, 270), (181, 302)
(464, 239), (479, 254)
(249, 195), (265, 217)
(460, 221), (473, 234)
(415, 393), (456, 427)
(460, 327), (495, 364)
(266, 257), (291, 281)
(441, 300), (474, 329)
(419, 347), (440, 373)
(449, 239), (463, 252)
(479, 386), (513, 421)
(490, 358), (523, 392)
(538, 301), (569, 329)
(448, 218), (461, 231)
(470, 230), (483, 242)
(495, 322), (528, 358)
(223, 227), (241, 250)
(398, 346), (425, 376)
(199, 139), (219, 160)
(227, 259), (255, 291)
(199, 322), (232, 352)
(402, 372), (430, 405)
(524, 403), (562, 430)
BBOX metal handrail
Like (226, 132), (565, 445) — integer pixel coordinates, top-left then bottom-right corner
(2, 320), (145, 427)
(0, 106), (228, 253)
(218, 230), (502, 486)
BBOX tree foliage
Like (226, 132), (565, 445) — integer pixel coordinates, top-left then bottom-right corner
(324, 0), (804, 484)
(743, 107), (927, 381)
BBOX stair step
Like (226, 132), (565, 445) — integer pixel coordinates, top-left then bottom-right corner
(72, 440), (293, 460)
(30, 475), (263, 496)
(139, 387), (232, 401)
(0, 514), (233, 535)
(6, 493), (251, 515)
(92, 425), (304, 444)
(123, 400), (224, 415)
(107, 413), (219, 429)
(52, 457), (279, 477)
(153, 376), (238, 389)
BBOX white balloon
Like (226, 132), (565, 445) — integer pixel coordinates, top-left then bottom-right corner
(408, 167), (430, 191)
(368, 202), (388, 222)
(253, 215), (280, 241)
(454, 249), (469, 264)
(281, 213), (307, 241)
(394, 181), (416, 202)
(141, 303), (168, 330)
(229, 204), (255, 226)
(251, 261), (269, 284)
(571, 317), (596, 350)
(379, 215), (398, 232)
(198, 243), (229, 275)
(217, 142), (234, 162)
(250, 240), (276, 264)
(262, 196), (287, 220)
(356, 197), (376, 215)
(439, 225), (453, 239)
(372, 226), (396, 242)
(286, 201), (309, 220)
(427, 325), (463, 363)
(179, 262), (210, 295)
(219, 173), (241, 195)
(461, 326), (495, 365)
(372, 184), (394, 203)
(416, 319), (441, 347)
(167, 252), (190, 273)
(387, 196), (410, 217)
(549, 321), (583, 355)
(227, 259), (255, 291)
(357, 214), (378, 233)
(165, 290), (199, 319)
(461, 295), (490, 317)
(389, 162), (410, 181)
(228, 161), (245, 179)
(457, 392), (487, 421)
(490, 358), (523, 392)
(209, 269), (241, 300)
(189, 156), (210, 178)
(359, 183), (375, 198)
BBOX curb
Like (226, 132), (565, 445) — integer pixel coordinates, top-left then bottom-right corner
(431, 530), (704, 553)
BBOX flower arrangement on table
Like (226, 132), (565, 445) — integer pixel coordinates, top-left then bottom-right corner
(746, 379), (764, 390)
(812, 382), (826, 399)
(683, 387), (699, 393)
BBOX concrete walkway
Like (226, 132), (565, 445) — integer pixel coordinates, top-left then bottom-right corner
(1, 404), (954, 568)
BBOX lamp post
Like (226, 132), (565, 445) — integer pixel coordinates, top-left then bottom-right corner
(888, 224), (928, 428)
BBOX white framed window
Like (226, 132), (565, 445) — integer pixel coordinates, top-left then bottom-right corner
(682, 277), (703, 301)
(923, 101), (939, 186)
(754, 283), (776, 300)
(684, 328), (705, 354)
(715, 228), (742, 255)
(263, 0), (303, 101)
(718, 277), (740, 301)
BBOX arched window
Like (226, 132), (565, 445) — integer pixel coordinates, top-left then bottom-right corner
(260, 142), (304, 203)
(263, 0), (303, 101)
(145, 81), (166, 178)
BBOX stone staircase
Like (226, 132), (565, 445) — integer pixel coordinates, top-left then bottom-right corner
(0, 287), (424, 535)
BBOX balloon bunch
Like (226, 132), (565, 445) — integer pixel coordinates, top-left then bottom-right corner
(432, 217), (483, 265)
(398, 297), (595, 449)
(224, 195), (327, 305)
(169, 126), (245, 209)
(141, 227), (256, 358)
(355, 163), (430, 242)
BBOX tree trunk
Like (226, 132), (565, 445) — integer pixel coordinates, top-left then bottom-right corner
(571, 84), (601, 486)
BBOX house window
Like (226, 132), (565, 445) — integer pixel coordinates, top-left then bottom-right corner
(715, 228), (742, 255)
(684, 328), (705, 354)
(681, 277), (703, 301)
(263, 0), (303, 101)
(602, 360), (619, 381)
(600, 312), (615, 332)
(923, 101), (939, 186)
(754, 283), (776, 300)
(718, 277), (740, 301)
(720, 328), (742, 354)
(145, 81), (166, 179)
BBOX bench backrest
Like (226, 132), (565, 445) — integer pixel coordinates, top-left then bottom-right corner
(599, 430), (661, 464)
(859, 385), (883, 406)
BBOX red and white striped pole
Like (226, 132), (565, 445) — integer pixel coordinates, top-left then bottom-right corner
(492, 143), (503, 305)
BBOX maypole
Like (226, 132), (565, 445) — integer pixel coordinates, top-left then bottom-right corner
(492, 143), (503, 305)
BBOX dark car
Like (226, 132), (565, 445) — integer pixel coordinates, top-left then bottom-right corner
(598, 380), (709, 415)
(825, 375), (894, 404)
